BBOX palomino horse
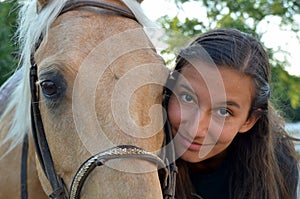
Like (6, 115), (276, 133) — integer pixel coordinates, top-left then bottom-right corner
(0, 0), (176, 198)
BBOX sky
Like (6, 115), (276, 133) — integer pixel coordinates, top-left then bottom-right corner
(141, 0), (300, 76)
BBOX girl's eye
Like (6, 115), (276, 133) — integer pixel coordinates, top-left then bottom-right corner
(217, 108), (231, 117)
(40, 80), (57, 97)
(180, 94), (195, 104)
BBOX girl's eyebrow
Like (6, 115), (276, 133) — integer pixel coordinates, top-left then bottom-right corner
(216, 101), (241, 109)
(178, 83), (194, 93)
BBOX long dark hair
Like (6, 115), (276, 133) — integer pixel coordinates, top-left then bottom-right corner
(168, 28), (299, 199)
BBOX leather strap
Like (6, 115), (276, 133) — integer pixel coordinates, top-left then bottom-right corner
(21, 134), (29, 199)
(30, 63), (68, 199)
(69, 145), (169, 199)
(162, 76), (178, 198)
(61, 0), (135, 19)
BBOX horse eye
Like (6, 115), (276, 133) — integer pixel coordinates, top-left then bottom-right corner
(40, 80), (57, 96)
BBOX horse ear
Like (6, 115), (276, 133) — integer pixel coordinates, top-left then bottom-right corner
(37, 0), (49, 13)
(136, 0), (143, 3)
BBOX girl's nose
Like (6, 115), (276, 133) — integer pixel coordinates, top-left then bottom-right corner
(193, 109), (210, 138)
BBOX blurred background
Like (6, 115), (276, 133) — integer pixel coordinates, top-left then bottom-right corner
(0, 0), (299, 152)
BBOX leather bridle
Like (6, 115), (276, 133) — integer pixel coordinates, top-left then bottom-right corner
(21, 1), (177, 199)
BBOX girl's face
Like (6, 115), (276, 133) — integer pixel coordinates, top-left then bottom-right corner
(167, 63), (259, 163)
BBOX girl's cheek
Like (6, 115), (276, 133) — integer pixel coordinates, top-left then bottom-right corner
(215, 125), (239, 144)
(167, 96), (181, 132)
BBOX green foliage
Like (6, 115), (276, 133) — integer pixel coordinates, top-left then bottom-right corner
(157, 16), (204, 65)
(158, 0), (300, 121)
(0, 0), (18, 86)
(201, 0), (299, 28)
(271, 64), (300, 121)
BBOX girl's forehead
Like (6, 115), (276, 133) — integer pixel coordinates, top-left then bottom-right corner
(179, 63), (220, 79)
(176, 63), (255, 103)
(179, 63), (251, 85)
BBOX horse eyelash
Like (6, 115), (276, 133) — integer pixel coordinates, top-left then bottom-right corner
(36, 79), (46, 86)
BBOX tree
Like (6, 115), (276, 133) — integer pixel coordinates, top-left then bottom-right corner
(0, 0), (18, 85)
(271, 64), (300, 121)
(157, 0), (300, 121)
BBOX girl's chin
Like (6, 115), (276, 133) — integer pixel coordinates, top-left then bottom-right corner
(178, 149), (211, 163)
(182, 156), (207, 163)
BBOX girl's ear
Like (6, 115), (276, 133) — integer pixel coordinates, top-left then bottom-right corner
(239, 111), (261, 133)
(37, 0), (49, 13)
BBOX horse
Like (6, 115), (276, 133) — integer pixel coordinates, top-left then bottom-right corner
(0, 0), (176, 198)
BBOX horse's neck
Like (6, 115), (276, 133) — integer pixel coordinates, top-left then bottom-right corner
(0, 69), (48, 198)
(0, 134), (48, 198)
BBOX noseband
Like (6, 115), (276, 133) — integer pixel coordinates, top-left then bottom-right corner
(21, 1), (177, 199)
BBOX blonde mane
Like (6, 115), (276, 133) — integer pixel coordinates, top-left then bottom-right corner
(0, 0), (157, 156)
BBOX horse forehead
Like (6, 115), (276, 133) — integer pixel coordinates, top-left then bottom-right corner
(36, 10), (154, 69)
(49, 10), (140, 48)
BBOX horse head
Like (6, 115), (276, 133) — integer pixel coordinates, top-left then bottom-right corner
(0, 0), (176, 198)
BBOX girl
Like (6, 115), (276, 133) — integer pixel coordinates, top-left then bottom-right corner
(164, 28), (299, 199)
